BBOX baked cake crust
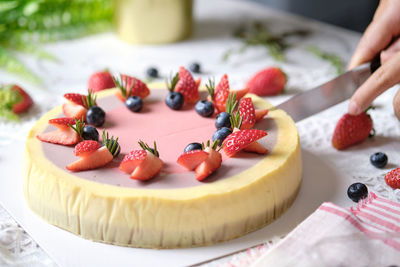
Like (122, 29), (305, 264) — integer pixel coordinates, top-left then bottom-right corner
(23, 85), (302, 248)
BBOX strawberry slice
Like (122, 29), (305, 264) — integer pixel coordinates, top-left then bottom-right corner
(232, 87), (249, 101)
(115, 74), (150, 101)
(119, 149), (148, 174)
(37, 117), (80, 145)
(255, 108), (269, 122)
(177, 150), (209, 171)
(223, 129), (267, 157)
(74, 140), (101, 157)
(174, 67), (199, 104)
(49, 117), (76, 128)
(130, 152), (163, 181)
(66, 146), (114, 171)
(63, 93), (92, 119)
(119, 141), (163, 180)
(239, 97), (256, 129)
(243, 141), (268, 154)
(195, 147), (222, 181)
(11, 85), (33, 114)
(214, 74), (230, 113)
(64, 93), (85, 106)
(62, 102), (87, 120)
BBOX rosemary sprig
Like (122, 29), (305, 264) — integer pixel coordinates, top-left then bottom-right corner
(82, 90), (97, 108)
(201, 139), (221, 150)
(138, 140), (159, 157)
(230, 109), (243, 130)
(225, 92), (238, 115)
(68, 117), (85, 137)
(205, 78), (215, 101)
(166, 72), (179, 92)
(307, 46), (344, 74)
(224, 21), (310, 62)
(113, 75), (134, 98)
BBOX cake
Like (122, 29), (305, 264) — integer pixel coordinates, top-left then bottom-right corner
(23, 82), (302, 248)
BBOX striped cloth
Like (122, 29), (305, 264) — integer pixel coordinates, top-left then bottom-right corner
(251, 192), (400, 267)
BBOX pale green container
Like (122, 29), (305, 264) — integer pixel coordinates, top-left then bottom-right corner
(114, 0), (193, 44)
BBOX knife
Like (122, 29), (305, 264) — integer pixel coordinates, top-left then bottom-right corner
(276, 57), (381, 122)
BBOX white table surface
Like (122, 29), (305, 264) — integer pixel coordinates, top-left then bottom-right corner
(1, 0), (400, 266)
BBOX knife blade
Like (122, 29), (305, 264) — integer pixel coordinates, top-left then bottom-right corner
(276, 58), (380, 122)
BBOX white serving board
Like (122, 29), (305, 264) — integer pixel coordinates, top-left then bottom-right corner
(0, 139), (352, 267)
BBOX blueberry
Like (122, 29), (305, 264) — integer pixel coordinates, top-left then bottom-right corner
(195, 100), (214, 117)
(86, 106), (105, 127)
(146, 67), (158, 78)
(212, 127), (232, 145)
(104, 139), (120, 157)
(165, 92), (184, 110)
(189, 62), (201, 73)
(215, 112), (231, 129)
(347, 183), (368, 202)
(184, 142), (203, 152)
(370, 152), (388, 168)
(82, 126), (99, 141)
(125, 96), (143, 112)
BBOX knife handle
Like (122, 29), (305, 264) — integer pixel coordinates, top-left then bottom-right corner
(370, 54), (381, 73)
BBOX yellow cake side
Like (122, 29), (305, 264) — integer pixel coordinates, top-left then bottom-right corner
(23, 88), (302, 248)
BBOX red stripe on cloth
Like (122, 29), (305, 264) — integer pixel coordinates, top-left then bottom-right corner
(319, 205), (400, 251)
(373, 193), (400, 209)
(362, 206), (400, 225)
(369, 202), (400, 216)
(354, 210), (400, 232)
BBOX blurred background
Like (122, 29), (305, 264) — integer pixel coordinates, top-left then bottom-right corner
(253, 0), (378, 32)
(0, 0), (379, 87)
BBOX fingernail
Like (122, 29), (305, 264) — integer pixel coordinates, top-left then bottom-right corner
(348, 101), (361, 115)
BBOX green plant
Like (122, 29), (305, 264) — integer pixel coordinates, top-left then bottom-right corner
(0, 0), (113, 83)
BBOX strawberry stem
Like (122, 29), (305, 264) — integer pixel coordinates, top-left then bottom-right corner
(365, 106), (375, 113)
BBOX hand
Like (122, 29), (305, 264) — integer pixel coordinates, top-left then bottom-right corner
(348, 0), (400, 119)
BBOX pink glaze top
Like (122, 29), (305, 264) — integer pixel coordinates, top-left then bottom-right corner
(41, 89), (277, 189)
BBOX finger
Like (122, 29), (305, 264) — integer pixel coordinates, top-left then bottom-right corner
(348, 19), (394, 70)
(381, 38), (400, 64)
(393, 88), (400, 120)
(348, 51), (400, 115)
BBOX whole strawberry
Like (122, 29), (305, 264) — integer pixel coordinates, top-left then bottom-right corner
(385, 168), (400, 189)
(246, 67), (286, 96)
(0, 85), (33, 121)
(332, 112), (373, 150)
(88, 70), (115, 92)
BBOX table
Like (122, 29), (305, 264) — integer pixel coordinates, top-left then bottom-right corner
(1, 0), (399, 266)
